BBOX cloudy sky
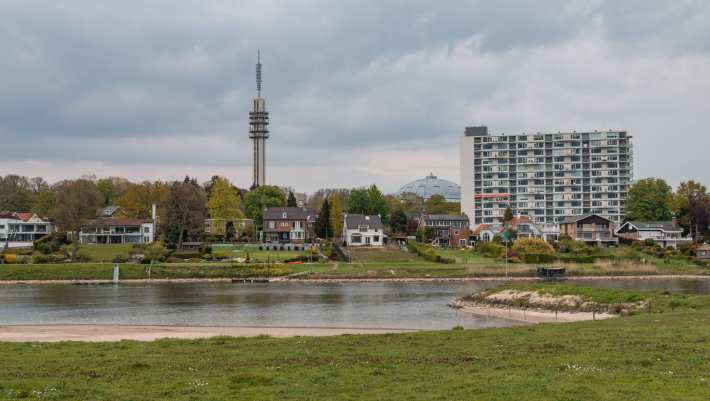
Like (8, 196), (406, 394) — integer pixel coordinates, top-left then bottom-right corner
(1, 0), (709, 193)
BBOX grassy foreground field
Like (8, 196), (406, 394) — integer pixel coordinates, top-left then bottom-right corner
(0, 310), (708, 400)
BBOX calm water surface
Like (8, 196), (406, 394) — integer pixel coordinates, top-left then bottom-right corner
(0, 278), (707, 329)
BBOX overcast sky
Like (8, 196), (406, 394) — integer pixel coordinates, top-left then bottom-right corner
(1, 0), (709, 193)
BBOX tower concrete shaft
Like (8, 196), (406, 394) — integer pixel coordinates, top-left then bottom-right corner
(249, 97), (269, 188)
(249, 52), (269, 188)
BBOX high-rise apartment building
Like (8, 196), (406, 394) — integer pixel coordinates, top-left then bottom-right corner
(460, 126), (633, 227)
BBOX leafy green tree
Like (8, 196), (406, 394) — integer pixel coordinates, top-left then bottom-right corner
(329, 195), (344, 239)
(625, 178), (673, 221)
(161, 179), (208, 249)
(207, 177), (243, 214)
(287, 191), (298, 207)
(503, 207), (514, 222)
(424, 194), (449, 214)
(243, 185), (286, 227)
(49, 179), (102, 258)
(96, 177), (127, 207)
(315, 198), (332, 239)
(367, 185), (388, 220)
(347, 188), (370, 214)
(390, 209), (408, 234)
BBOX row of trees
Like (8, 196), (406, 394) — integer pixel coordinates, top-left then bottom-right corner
(1, 174), (459, 247)
(625, 178), (710, 238)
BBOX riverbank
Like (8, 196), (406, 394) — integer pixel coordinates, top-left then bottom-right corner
(0, 324), (414, 342)
(1, 310), (708, 400)
(1, 274), (708, 285)
(448, 299), (614, 323)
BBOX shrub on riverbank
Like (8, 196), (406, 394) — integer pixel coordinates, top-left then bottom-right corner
(406, 242), (455, 264)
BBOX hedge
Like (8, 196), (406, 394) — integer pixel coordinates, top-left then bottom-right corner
(522, 253), (557, 264)
(407, 242), (455, 264)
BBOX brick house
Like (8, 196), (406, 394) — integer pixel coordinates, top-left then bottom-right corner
(262, 207), (317, 244)
(560, 214), (616, 245)
(418, 214), (472, 248)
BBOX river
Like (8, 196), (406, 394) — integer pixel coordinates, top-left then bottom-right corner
(0, 277), (708, 330)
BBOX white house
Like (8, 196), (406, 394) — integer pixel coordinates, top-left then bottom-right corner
(0, 212), (55, 248)
(343, 214), (384, 247)
(79, 218), (155, 245)
(615, 220), (691, 249)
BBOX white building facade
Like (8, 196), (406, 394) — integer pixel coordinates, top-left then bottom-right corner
(461, 126), (633, 227)
(343, 214), (384, 247)
(0, 212), (55, 248)
(79, 218), (155, 245)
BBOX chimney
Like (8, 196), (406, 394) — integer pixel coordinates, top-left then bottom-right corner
(151, 204), (157, 222)
(672, 215), (678, 229)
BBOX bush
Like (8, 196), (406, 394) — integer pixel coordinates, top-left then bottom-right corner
(477, 242), (505, 258)
(512, 238), (555, 256)
(522, 253), (557, 264)
(406, 242), (455, 264)
(170, 251), (201, 259)
(3, 254), (18, 263)
(31, 254), (50, 264)
(559, 255), (597, 263)
(643, 238), (656, 247)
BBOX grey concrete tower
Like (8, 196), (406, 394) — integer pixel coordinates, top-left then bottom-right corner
(249, 51), (269, 188)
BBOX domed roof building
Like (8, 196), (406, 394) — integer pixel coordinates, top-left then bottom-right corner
(396, 173), (461, 202)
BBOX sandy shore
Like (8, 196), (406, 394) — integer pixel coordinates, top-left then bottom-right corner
(0, 274), (706, 285)
(448, 299), (614, 323)
(0, 324), (416, 342)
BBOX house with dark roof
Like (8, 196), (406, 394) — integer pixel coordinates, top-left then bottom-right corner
(262, 207), (317, 244)
(99, 205), (128, 218)
(343, 214), (384, 247)
(559, 214), (616, 245)
(79, 217), (155, 245)
(418, 214), (472, 248)
(615, 219), (690, 249)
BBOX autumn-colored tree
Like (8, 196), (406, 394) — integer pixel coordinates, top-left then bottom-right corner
(31, 190), (57, 217)
(206, 177), (244, 236)
(398, 192), (424, 215)
(116, 181), (169, 219)
(49, 179), (102, 258)
(329, 194), (344, 239)
(669, 180), (710, 238)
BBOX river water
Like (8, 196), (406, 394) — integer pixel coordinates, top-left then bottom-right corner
(0, 278), (708, 330)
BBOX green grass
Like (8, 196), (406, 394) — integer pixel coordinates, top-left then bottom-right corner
(72, 244), (134, 262)
(347, 247), (422, 263)
(0, 263), (293, 280)
(211, 245), (313, 262)
(1, 309), (709, 400)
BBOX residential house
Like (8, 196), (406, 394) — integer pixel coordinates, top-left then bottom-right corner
(615, 219), (690, 249)
(560, 214), (617, 245)
(0, 212), (55, 248)
(418, 214), (472, 248)
(343, 214), (384, 247)
(79, 218), (155, 245)
(262, 207), (317, 244)
(696, 244), (710, 261)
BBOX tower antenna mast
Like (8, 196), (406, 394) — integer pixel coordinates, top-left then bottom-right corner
(256, 50), (262, 97)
